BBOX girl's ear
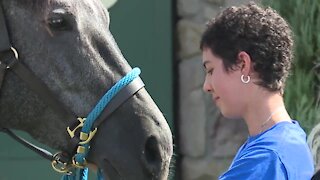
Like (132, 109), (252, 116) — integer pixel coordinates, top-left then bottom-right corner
(237, 51), (252, 76)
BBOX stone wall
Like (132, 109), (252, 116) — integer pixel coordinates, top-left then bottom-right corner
(176, 0), (251, 179)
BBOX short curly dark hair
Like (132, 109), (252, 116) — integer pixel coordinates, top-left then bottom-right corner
(200, 2), (294, 94)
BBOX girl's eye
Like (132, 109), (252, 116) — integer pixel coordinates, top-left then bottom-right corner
(207, 69), (214, 75)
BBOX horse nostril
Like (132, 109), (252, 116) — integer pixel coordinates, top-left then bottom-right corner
(145, 136), (160, 163)
(142, 136), (162, 174)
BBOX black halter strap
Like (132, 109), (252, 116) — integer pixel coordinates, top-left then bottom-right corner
(0, 61), (5, 89)
(0, 2), (72, 162)
(0, 2), (145, 166)
(0, 2), (11, 52)
(0, 3), (76, 159)
(0, 77), (144, 163)
(0, 2), (76, 121)
(0, 3), (10, 90)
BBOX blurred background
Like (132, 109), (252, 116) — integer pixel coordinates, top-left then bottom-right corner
(0, 0), (319, 179)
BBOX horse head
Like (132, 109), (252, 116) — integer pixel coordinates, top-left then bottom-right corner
(0, 0), (173, 179)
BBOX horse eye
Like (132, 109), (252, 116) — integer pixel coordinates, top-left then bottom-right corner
(47, 8), (73, 31)
(48, 16), (71, 31)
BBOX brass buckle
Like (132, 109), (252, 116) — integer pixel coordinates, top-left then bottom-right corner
(79, 128), (98, 145)
(51, 152), (72, 174)
(67, 117), (98, 145)
(66, 117), (98, 170)
(67, 117), (86, 138)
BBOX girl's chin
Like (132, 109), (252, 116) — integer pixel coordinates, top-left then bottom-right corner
(220, 110), (241, 120)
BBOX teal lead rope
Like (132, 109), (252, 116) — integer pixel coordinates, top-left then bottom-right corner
(62, 67), (141, 180)
(61, 168), (88, 180)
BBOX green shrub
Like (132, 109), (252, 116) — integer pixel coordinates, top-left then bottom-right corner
(284, 68), (320, 132)
(262, 0), (320, 133)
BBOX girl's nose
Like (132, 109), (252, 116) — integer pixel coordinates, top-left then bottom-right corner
(203, 77), (212, 93)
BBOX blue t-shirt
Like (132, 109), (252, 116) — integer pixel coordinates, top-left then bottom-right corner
(219, 120), (314, 180)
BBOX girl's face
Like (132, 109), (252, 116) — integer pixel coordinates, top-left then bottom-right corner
(202, 48), (247, 118)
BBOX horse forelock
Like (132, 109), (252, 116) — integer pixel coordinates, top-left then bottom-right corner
(13, 0), (52, 11)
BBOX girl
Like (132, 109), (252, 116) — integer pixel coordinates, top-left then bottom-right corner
(200, 2), (314, 179)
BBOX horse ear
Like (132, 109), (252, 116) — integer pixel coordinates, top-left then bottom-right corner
(101, 0), (118, 9)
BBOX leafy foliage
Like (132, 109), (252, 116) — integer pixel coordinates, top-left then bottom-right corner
(262, 0), (320, 133)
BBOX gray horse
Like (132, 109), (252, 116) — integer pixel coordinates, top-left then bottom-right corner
(0, 0), (173, 179)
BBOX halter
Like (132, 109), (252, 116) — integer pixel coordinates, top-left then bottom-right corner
(0, 4), (145, 179)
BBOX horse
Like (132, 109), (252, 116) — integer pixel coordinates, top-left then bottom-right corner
(0, 0), (173, 179)
(308, 123), (320, 180)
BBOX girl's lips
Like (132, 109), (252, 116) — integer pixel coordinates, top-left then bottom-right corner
(213, 96), (220, 103)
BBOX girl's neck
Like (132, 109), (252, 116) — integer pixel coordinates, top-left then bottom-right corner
(243, 91), (291, 136)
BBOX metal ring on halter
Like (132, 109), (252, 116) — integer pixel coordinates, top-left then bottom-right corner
(241, 74), (250, 84)
(10, 47), (19, 59)
(51, 160), (72, 174)
(51, 152), (73, 174)
(6, 47), (19, 69)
